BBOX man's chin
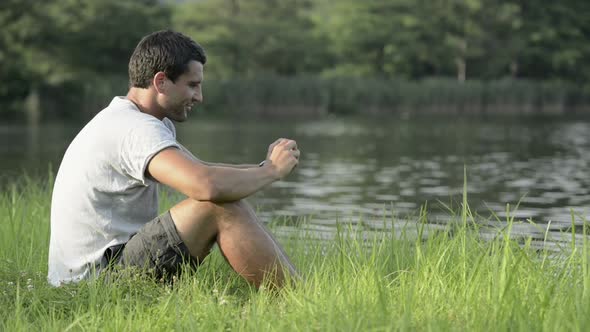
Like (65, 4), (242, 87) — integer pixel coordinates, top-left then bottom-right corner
(169, 111), (188, 122)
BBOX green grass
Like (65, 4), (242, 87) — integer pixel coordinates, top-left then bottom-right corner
(1, 175), (590, 331)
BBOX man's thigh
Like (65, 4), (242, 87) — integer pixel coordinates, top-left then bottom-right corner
(103, 211), (199, 279)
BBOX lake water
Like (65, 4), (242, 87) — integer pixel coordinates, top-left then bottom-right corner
(2, 115), (590, 249)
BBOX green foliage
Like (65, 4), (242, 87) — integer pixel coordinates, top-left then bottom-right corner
(2, 175), (590, 330)
(39, 0), (170, 80)
(517, 0), (590, 82)
(313, 0), (590, 82)
(2, 0), (590, 117)
(0, 0), (45, 112)
(0, 0), (169, 115)
(174, 0), (327, 79)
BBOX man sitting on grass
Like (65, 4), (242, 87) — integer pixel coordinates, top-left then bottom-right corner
(48, 30), (300, 288)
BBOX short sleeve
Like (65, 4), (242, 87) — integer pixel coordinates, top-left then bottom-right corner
(119, 118), (180, 184)
(162, 118), (176, 138)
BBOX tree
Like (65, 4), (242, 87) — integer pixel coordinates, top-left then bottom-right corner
(517, 0), (590, 82)
(38, 0), (170, 82)
(174, 0), (325, 79)
(0, 0), (171, 118)
(0, 0), (49, 111)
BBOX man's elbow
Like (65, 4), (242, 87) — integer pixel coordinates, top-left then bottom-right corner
(188, 180), (221, 202)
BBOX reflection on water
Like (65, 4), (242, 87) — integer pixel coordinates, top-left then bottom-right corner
(250, 117), (590, 250)
(2, 115), (590, 249)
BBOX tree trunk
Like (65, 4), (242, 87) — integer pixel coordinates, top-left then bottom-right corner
(24, 86), (40, 161)
(229, 0), (241, 74)
(24, 86), (41, 126)
(455, 57), (466, 82)
(455, 38), (467, 82)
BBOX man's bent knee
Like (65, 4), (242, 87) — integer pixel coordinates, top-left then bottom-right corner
(170, 199), (255, 229)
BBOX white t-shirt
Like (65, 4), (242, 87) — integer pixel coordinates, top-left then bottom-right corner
(48, 97), (180, 286)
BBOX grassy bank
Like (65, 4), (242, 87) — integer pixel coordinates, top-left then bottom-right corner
(1, 176), (590, 331)
(16, 76), (590, 121)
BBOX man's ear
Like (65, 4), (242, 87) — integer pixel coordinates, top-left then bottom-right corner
(153, 72), (168, 94)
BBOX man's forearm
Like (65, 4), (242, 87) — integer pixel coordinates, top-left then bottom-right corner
(166, 141), (297, 202)
(202, 164), (277, 202)
(205, 162), (258, 169)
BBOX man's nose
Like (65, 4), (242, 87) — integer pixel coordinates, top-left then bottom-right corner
(193, 88), (203, 103)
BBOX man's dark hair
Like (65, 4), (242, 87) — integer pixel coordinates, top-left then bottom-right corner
(128, 30), (207, 88)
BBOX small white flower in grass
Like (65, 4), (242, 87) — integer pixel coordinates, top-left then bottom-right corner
(7, 282), (14, 286)
(26, 278), (32, 284)
(27, 284), (34, 291)
(219, 297), (228, 305)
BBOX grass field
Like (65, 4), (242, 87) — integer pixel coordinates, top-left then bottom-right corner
(1, 176), (590, 331)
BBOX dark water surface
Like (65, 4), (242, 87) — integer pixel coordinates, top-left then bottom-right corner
(2, 115), (590, 248)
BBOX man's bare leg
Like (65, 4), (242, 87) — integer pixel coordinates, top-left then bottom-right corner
(170, 199), (299, 288)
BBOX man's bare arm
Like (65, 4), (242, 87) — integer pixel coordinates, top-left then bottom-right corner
(178, 138), (288, 169)
(148, 140), (299, 202)
(177, 143), (258, 169)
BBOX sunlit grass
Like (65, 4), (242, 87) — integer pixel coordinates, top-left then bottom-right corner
(1, 175), (590, 331)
